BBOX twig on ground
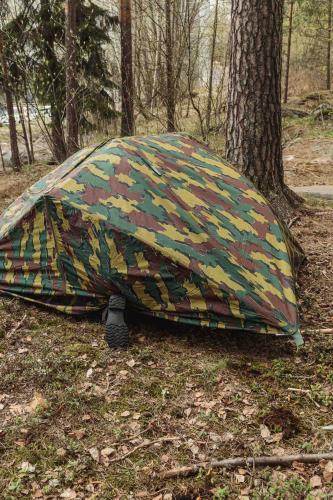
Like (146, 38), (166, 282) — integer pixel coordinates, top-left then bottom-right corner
(109, 436), (178, 464)
(109, 423), (156, 448)
(288, 215), (300, 228)
(160, 452), (333, 479)
(8, 314), (27, 337)
(287, 387), (310, 393)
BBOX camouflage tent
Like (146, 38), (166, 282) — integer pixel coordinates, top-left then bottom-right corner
(0, 133), (303, 342)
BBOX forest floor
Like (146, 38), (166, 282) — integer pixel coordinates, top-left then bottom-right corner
(0, 99), (333, 499)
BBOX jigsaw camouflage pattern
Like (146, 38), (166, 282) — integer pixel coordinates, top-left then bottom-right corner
(0, 133), (302, 337)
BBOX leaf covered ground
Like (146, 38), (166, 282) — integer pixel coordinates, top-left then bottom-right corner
(0, 110), (333, 499)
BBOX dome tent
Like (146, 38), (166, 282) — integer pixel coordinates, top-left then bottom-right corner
(0, 133), (304, 346)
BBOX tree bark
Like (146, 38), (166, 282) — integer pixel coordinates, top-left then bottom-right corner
(65, 0), (79, 156)
(165, 0), (176, 132)
(226, 0), (299, 209)
(40, 0), (67, 163)
(327, 0), (332, 90)
(0, 33), (21, 171)
(206, 0), (219, 134)
(284, 0), (294, 104)
(120, 0), (135, 136)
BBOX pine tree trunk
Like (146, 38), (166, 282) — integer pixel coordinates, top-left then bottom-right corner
(40, 0), (67, 163)
(120, 0), (134, 136)
(327, 0), (332, 91)
(0, 33), (21, 171)
(65, 0), (79, 156)
(165, 0), (176, 132)
(284, 0), (294, 104)
(226, 0), (299, 209)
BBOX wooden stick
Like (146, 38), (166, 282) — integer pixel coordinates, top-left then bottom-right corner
(160, 452), (333, 479)
(109, 436), (178, 464)
(288, 215), (300, 228)
(304, 328), (333, 335)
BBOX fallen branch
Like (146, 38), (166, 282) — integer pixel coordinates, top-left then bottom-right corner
(304, 328), (333, 335)
(160, 452), (333, 479)
(109, 436), (178, 464)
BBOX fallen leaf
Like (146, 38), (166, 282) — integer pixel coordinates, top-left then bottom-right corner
(272, 447), (285, 456)
(15, 440), (26, 447)
(323, 461), (333, 482)
(310, 475), (322, 488)
(56, 448), (66, 457)
(292, 461), (305, 472)
(235, 473), (245, 483)
(126, 359), (136, 368)
(120, 410), (131, 417)
(69, 428), (86, 440)
(101, 447), (115, 457)
(27, 393), (48, 413)
(19, 461), (35, 473)
(86, 368), (93, 378)
(0, 404), (4, 410)
(190, 444), (199, 456)
(32, 490), (43, 498)
(271, 470), (286, 482)
(221, 432), (234, 442)
(270, 432), (283, 443)
(184, 408), (192, 417)
(260, 424), (271, 440)
(89, 447), (100, 462)
(82, 414), (91, 421)
(60, 489), (77, 499)
(209, 432), (221, 443)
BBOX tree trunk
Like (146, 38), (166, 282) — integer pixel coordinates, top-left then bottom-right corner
(0, 142), (6, 172)
(0, 34), (21, 171)
(40, 0), (67, 163)
(165, 0), (176, 132)
(120, 0), (134, 136)
(284, 0), (294, 104)
(15, 96), (32, 164)
(226, 0), (299, 209)
(24, 88), (35, 163)
(327, 0), (332, 91)
(65, 0), (79, 156)
(206, 0), (219, 134)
